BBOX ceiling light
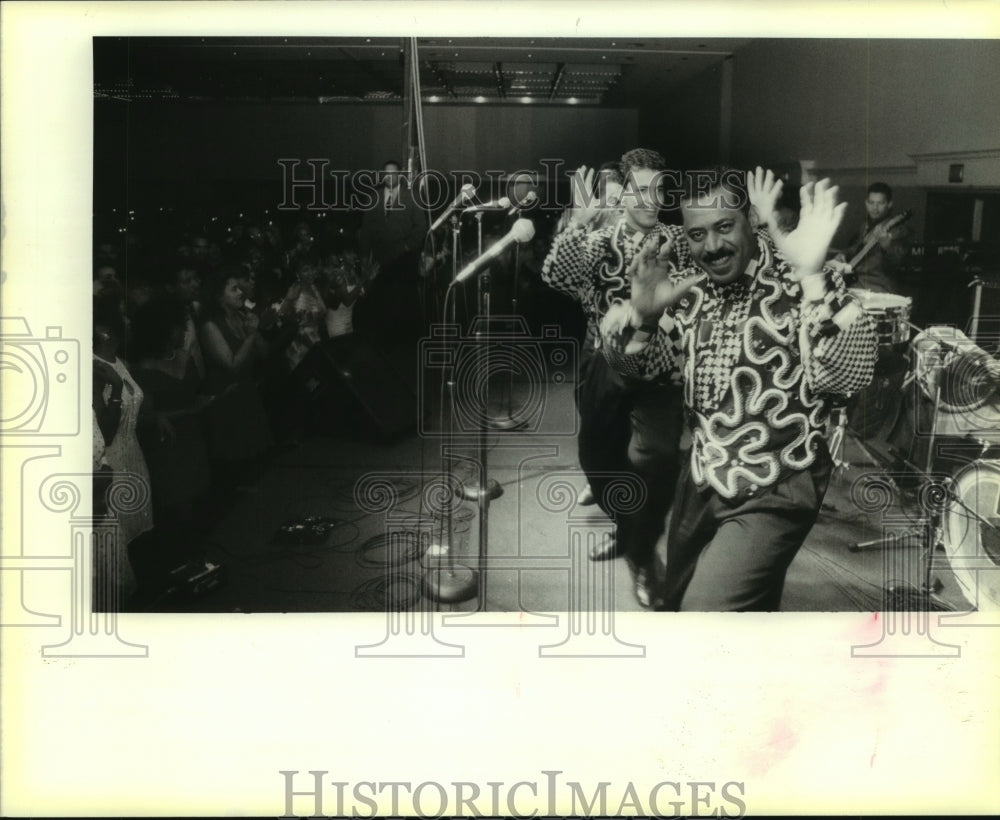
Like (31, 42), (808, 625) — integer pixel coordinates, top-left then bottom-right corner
(428, 95), (440, 102)
(567, 97), (579, 105)
(520, 96), (532, 103)
(474, 95), (487, 103)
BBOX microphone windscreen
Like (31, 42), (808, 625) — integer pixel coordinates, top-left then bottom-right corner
(511, 219), (535, 243)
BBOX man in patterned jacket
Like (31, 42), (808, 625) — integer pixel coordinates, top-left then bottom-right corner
(601, 168), (878, 611)
(542, 148), (687, 607)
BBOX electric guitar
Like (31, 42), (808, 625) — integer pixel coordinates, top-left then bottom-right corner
(848, 209), (913, 269)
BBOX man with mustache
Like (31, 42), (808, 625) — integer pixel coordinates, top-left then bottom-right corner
(601, 168), (879, 611)
(542, 148), (688, 607)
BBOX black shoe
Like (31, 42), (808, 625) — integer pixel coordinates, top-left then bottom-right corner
(588, 532), (621, 561)
(634, 566), (653, 607)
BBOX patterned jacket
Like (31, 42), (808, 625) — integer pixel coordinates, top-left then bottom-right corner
(541, 218), (692, 347)
(602, 230), (879, 501)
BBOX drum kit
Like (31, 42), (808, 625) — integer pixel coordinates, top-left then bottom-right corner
(829, 288), (1000, 611)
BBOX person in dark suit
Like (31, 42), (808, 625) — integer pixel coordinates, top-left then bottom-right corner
(357, 160), (427, 345)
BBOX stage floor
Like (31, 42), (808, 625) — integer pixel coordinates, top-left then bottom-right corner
(147, 374), (977, 615)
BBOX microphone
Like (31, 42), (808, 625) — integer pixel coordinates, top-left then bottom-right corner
(428, 183), (477, 233)
(463, 196), (511, 213)
(507, 190), (538, 215)
(454, 219), (535, 283)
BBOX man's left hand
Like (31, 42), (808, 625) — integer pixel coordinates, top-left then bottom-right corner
(769, 178), (847, 279)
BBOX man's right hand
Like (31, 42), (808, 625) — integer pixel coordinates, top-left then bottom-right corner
(93, 358), (123, 393)
(627, 234), (702, 324)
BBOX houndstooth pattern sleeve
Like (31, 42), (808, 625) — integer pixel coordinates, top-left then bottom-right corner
(599, 302), (684, 382)
(540, 222), (602, 305)
(798, 268), (879, 397)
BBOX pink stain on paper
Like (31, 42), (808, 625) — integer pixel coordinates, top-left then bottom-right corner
(744, 719), (800, 776)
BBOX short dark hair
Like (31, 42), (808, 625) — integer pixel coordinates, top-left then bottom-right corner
(597, 161), (623, 186)
(93, 294), (127, 342)
(679, 166), (750, 214)
(867, 182), (893, 200)
(202, 264), (245, 319)
(620, 148), (667, 176)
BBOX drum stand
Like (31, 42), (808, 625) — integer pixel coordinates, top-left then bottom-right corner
(848, 368), (997, 610)
(828, 405), (894, 477)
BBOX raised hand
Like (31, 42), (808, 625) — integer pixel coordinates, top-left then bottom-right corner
(628, 234), (702, 324)
(567, 165), (600, 227)
(746, 167), (784, 234)
(769, 178), (846, 279)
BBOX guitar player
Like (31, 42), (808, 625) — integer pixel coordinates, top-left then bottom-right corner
(837, 182), (912, 294)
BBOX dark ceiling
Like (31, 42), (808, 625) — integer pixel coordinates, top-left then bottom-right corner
(94, 36), (750, 106)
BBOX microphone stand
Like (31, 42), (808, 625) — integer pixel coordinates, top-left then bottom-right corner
(460, 212), (503, 503)
(424, 213), (477, 604)
(488, 223), (529, 431)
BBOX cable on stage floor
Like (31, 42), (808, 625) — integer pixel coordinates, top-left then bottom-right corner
(349, 571), (425, 611)
(356, 530), (428, 568)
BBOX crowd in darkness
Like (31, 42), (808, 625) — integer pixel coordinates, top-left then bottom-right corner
(91, 208), (399, 608)
(90, 197), (569, 610)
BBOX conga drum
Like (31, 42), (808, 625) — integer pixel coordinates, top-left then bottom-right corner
(942, 459), (1000, 611)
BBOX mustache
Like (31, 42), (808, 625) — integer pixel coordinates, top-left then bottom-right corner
(703, 249), (733, 264)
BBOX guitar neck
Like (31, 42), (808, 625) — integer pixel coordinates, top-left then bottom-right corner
(848, 211), (911, 269)
(847, 236), (881, 270)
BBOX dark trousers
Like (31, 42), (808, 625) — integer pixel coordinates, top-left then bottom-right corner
(577, 344), (683, 570)
(660, 453), (832, 611)
(356, 252), (422, 346)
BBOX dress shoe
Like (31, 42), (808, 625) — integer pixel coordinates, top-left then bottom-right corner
(634, 566), (653, 608)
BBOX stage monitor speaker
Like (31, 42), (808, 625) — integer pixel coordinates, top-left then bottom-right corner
(297, 336), (417, 440)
